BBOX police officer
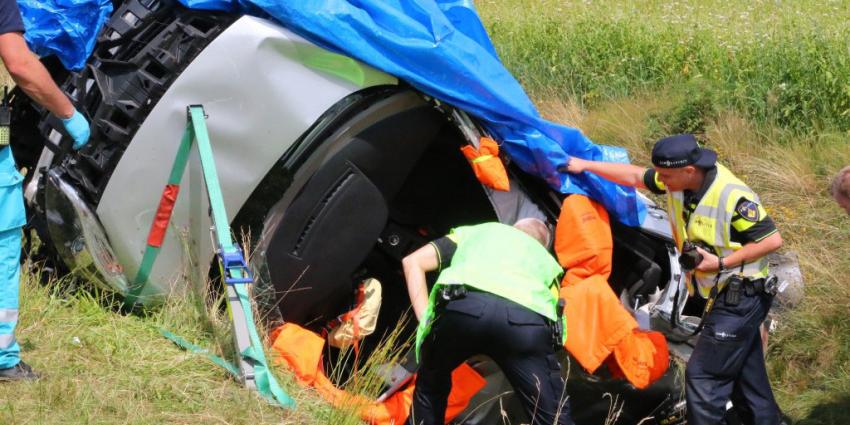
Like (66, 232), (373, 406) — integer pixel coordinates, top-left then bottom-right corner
(565, 134), (783, 425)
(0, 0), (90, 381)
(402, 218), (572, 425)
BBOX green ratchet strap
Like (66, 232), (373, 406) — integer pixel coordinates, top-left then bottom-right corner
(159, 329), (241, 379)
(124, 123), (194, 306)
(130, 105), (294, 408)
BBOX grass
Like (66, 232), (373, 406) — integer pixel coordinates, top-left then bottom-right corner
(0, 232), (401, 424)
(476, 1), (850, 422)
(478, 0), (850, 134)
(0, 265), (337, 424)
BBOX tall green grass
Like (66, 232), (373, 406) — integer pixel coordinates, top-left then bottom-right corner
(479, 0), (850, 134)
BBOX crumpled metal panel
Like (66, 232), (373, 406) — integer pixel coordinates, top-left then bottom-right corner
(95, 15), (396, 303)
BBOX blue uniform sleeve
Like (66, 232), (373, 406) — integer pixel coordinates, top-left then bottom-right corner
(0, 0), (24, 35)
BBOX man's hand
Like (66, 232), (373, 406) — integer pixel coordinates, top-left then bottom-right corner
(563, 156), (587, 174)
(695, 247), (719, 272)
(700, 232), (783, 275)
(558, 155), (649, 189)
(61, 109), (90, 150)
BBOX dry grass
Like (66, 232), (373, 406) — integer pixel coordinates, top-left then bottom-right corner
(0, 264), (339, 425)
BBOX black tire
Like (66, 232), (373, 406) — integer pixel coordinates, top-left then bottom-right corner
(24, 0), (238, 206)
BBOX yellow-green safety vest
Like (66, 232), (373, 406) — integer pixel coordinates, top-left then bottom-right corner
(414, 223), (564, 359)
(665, 164), (769, 298)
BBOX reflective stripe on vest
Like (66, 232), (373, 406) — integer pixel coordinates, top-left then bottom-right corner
(0, 308), (18, 349)
(0, 334), (14, 349)
(0, 308), (17, 323)
(666, 164), (769, 298)
(414, 223), (563, 359)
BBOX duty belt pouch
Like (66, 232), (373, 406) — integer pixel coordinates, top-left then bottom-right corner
(763, 275), (781, 296)
(0, 87), (10, 147)
(551, 298), (565, 347)
(439, 285), (467, 303)
(725, 275), (742, 306)
(743, 279), (757, 297)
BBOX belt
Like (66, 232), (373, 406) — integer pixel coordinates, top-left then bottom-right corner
(742, 277), (766, 297)
(437, 285), (564, 347)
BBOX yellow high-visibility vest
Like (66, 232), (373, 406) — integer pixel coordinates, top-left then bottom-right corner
(665, 164), (769, 298)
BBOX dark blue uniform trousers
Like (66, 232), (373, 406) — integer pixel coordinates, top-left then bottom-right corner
(408, 290), (573, 425)
(686, 289), (780, 425)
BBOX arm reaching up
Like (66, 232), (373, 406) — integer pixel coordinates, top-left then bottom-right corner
(565, 156), (648, 189)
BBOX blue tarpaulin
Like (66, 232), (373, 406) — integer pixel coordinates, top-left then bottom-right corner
(184, 0), (646, 226)
(18, 0), (112, 71)
(20, 0), (646, 225)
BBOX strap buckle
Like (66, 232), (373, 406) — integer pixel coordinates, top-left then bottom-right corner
(219, 248), (253, 285)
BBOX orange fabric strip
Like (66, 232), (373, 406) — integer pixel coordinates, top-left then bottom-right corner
(146, 184), (180, 248)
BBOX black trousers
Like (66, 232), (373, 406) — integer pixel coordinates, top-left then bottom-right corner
(408, 290), (573, 425)
(686, 289), (780, 425)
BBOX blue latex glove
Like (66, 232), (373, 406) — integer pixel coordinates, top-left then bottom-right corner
(61, 109), (90, 150)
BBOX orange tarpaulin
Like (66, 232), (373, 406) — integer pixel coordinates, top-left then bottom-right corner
(555, 193), (614, 284)
(270, 323), (486, 424)
(555, 194), (668, 389)
(606, 329), (669, 387)
(460, 136), (510, 191)
(558, 275), (637, 374)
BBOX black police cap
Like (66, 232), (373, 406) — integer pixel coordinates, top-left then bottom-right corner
(651, 134), (717, 169)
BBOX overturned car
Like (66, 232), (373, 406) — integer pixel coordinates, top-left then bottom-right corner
(8, 1), (802, 424)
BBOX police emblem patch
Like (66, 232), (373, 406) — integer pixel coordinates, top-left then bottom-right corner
(737, 200), (760, 222)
